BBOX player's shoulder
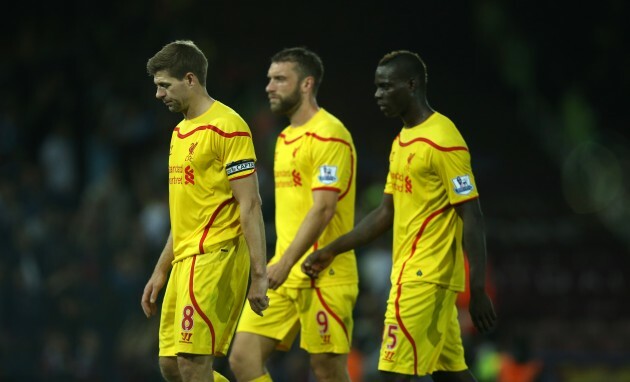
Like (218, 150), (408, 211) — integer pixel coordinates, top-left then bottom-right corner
(310, 108), (353, 141)
(426, 112), (467, 148)
(207, 101), (250, 133)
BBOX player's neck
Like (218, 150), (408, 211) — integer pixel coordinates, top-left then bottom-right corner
(289, 97), (319, 127)
(184, 93), (215, 120)
(402, 102), (434, 128)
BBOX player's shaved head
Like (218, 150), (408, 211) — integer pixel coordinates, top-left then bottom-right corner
(378, 50), (427, 93)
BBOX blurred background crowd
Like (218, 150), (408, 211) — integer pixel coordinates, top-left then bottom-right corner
(1, 1), (628, 381)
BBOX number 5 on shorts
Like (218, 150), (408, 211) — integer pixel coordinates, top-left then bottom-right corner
(385, 324), (398, 349)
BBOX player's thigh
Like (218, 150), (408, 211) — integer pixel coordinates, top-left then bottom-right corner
(166, 237), (251, 357)
(299, 283), (358, 354)
(236, 286), (300, 351)
(230, 331), (279, 364)
(159, 265), (180, 357)
(310, 352), (349, 376)
(434, 304), (467, 372)
(378, 283), (458, 376)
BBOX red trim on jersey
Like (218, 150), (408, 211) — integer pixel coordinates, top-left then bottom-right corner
(394, 283), (418, 375)
(198, 197), (235, 254)
(310, 278), (350, 341)
(174, 125), (251, 139)
(396, 135), (468, 152)
(312, 186), (341, 192)
(189, 255), (216, 354)
(278, 133), (304, 144)
(229, 168), (257, 182)
(306, 133), (355, 201)
(395, 206), (450, 285)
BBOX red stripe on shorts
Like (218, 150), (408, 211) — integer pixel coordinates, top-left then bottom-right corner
(394, 283), (418, 375)
(394, 206), (450, 375)
(311, 278), (349, 341)
(189, 255), (216, 354)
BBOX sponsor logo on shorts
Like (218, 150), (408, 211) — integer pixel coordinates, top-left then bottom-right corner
(180, 332), (193, 343)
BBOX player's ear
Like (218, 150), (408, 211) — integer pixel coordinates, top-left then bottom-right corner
(408, 77), (417, 92)
(185, 72), (196, 87)
(302, 76), (314, 93)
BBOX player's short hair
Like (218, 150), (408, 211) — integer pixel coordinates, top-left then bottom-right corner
(271, 47), (324, 95)
(379, 50), (428, 90)
(147, 40), (208, 86)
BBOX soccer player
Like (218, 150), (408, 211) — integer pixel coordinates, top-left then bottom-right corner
(302, 51), (497, 382)
(140, 40), (269, 382)
(229, 47), (358, 382)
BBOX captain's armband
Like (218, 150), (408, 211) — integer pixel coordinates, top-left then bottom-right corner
(226, 159), (256, 176)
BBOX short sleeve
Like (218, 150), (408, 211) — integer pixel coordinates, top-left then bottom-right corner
(216, 119), (257, 181)
(431, 148), (479, 204)
(309, 134), (354, 193)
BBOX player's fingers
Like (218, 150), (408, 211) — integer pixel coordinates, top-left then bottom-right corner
(141, 290), (152, 318)
(150, 286), (159, 304)
(251, 299), (266, 316)
(475, 314), (494, 333)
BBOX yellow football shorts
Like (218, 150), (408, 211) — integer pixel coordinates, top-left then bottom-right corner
(159, 236), (250, 357)
(236, 282), (358, 354)
(378, 282), (467, 376)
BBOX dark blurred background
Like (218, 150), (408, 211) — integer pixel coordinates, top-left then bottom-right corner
(1, 1), (629, 381)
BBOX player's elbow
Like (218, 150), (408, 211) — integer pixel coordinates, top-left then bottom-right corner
(238, 195), (262, 216)
(314, 202), (336, 225)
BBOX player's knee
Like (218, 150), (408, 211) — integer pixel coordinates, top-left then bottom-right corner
(310, 354), (348, 382)
(228, 346), (251, 377)
(158, 356), (180, 382)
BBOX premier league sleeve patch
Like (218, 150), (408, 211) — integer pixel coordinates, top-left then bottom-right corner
(451, 174), (474, 195)
(226, 159), (256, 176)
(318, 165), (338, 185)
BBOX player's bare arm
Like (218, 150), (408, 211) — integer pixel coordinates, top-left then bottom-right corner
(267, 189), (338, 289)
(455, 198), (497, 333)
(302, 193), (395, 278)
(141, 231), (174, 318)
(230, 173), (269, 316)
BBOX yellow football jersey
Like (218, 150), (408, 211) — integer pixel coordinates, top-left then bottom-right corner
(168, 101), (257, 263)
(384, 112), (478, 291)
(271, 108), (358, 288)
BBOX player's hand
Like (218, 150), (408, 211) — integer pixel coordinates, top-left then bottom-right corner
(247, 274), (269, 316)
(469, 290), (497, 334)
(267, 260), (292, 290)
(141, 271), (168, 318)
(301, 249), (334, 278)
